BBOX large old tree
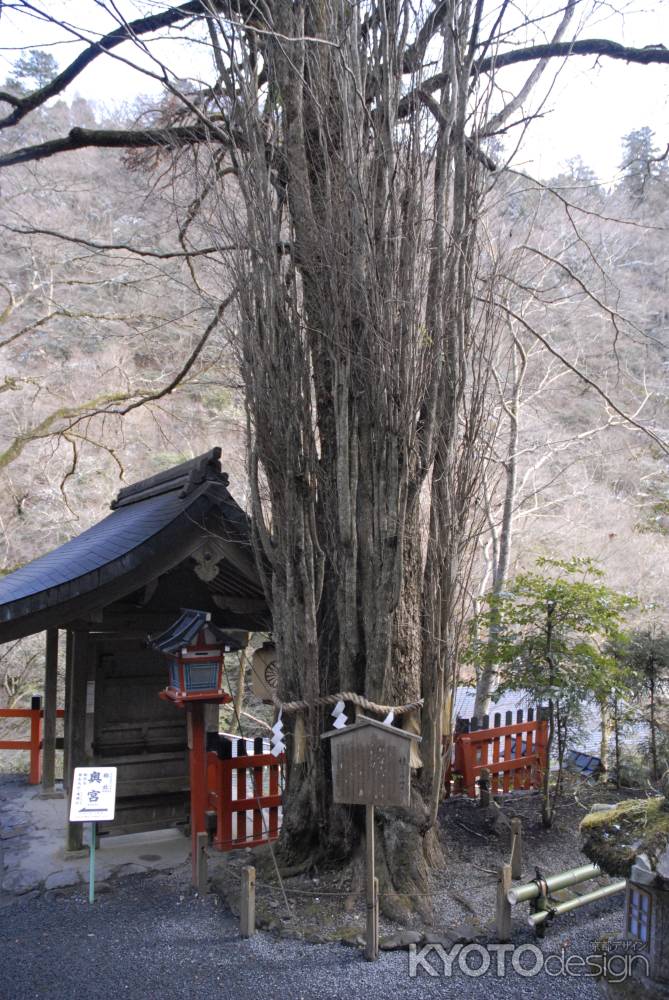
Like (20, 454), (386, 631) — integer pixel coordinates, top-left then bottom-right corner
(1, 1), (667, 915)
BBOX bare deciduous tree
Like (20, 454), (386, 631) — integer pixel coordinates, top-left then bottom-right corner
(0, 1), (668, 913)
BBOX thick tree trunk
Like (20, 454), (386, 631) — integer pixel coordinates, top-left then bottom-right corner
(230, 0), (488, 911)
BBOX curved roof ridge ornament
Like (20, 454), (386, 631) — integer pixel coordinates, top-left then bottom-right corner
(111, 447), (225, 510)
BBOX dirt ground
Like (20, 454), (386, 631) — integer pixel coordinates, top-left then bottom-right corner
(208, 779), (639, 947)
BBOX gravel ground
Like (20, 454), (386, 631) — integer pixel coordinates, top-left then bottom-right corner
(0, 864), (625, 1000)
(0, 777), (637, 1000)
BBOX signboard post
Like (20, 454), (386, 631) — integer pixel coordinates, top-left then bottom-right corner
(69, 766), (117, 903)
(321, 716), (421, 961)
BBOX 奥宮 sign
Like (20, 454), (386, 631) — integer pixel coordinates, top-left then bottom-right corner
(69, 766), (117, 823)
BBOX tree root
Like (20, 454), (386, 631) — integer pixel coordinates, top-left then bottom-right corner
(376, 800), (445, 924)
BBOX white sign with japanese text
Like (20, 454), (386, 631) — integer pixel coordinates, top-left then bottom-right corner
(69, 766), (118, 822)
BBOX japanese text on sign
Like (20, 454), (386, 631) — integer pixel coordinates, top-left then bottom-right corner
(69, 767), (117, 822)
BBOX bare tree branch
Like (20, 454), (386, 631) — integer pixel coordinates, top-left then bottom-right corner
(0, 288), (237, 469)
(5, 225), (225, 259)
(1, 25), (666, 169)
(0, 0), (215, 129)
(401, 39), (669, 116)
(0, 124), (232, 169)
(103, 287), (237, 417)
(403, 1), (451, 71)
(476, 37), (669, 74)
(417, 90), (498, 170)
(489, 298), (669, 456)
(483, 0), (577, 135)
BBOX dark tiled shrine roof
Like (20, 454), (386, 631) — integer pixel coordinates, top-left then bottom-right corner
(0, 448), (266, 641)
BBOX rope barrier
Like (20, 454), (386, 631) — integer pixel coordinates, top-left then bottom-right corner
(213, 864), (479, 899)
(272, 691), (424, 716)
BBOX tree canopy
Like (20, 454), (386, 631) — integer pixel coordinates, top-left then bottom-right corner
(469, 556), (636, 705)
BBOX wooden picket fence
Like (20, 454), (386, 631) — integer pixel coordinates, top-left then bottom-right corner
(0, 696), (65, 784)
(206, 733), (284, 852)
(445, 707), (548, 798)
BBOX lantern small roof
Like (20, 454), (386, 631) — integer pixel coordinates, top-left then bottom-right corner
(320, 715), (421, 742)
(149, 608), (246, 654)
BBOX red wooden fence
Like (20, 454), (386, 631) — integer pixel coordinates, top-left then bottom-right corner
(206, 734), (284, 852)
(0, 696), (65, 785)
(445, 707), (548, 798)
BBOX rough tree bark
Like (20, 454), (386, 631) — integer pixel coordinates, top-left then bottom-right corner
(225, 3), (491, 918)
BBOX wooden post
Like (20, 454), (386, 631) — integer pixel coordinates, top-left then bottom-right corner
(510, 818), (522, 879)
(196, 831), (208, 896)
(460, 735), (476, 797)
(268, 754), (280, 840)
(365, 804), (379, 961)
(496, 863), (512, 941)
(240, 865), (256, 937)
(478, 766), (491, 808)
(41, 628), (59, 794)
(188, 702), (208, 885)
(89, 821), (96, 904)
(214, 756), (233, 851)
(66, 630), (90, 852)
(28, 695), (42, 785)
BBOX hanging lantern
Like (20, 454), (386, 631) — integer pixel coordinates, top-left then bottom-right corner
(150, 609), (244, 706)
(251, 641), (279, 701)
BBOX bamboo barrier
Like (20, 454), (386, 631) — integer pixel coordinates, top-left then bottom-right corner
(527, 880), (627, 926)
(508, 863), (601, 904)
(502, 861), (626, 939)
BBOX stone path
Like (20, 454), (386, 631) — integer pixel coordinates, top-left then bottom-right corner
(0, 775), (189, 899)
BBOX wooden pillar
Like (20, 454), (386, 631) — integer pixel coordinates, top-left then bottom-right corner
(41, 628), (59, 795)
(188, 701), (207, 885)
(62, 630), (73, 792)
(66, 630), (90, 852)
